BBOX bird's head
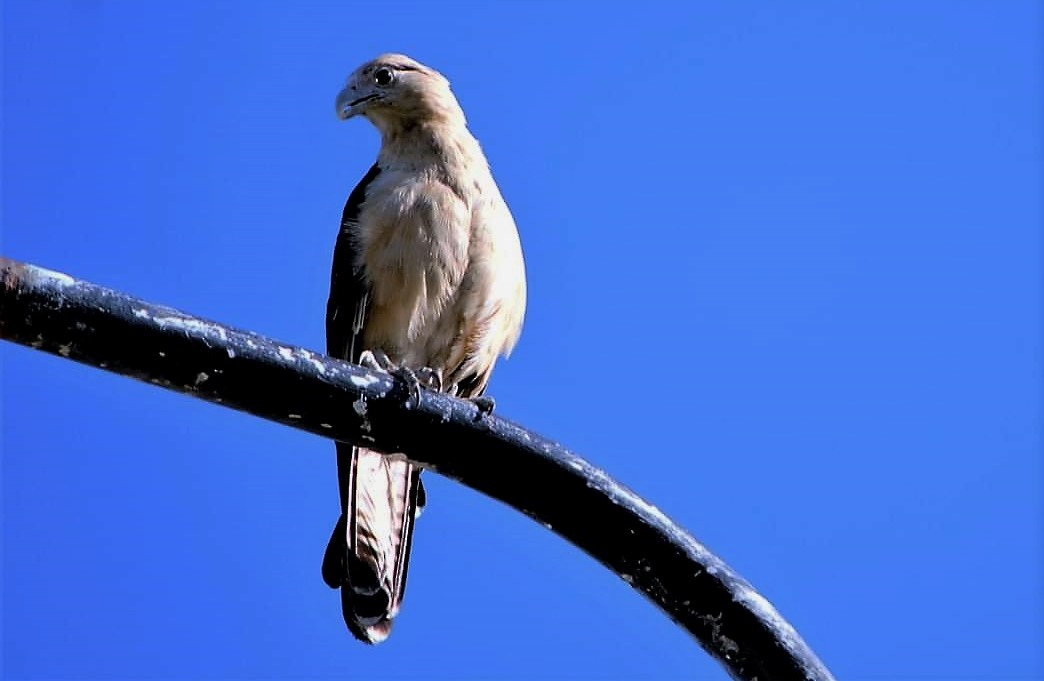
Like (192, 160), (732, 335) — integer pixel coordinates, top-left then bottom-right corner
(336, 54), (464, 133)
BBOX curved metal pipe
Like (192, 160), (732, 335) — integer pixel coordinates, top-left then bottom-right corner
(1, 256), (834, 681)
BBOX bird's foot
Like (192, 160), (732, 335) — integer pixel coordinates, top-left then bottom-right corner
(415, 366), (443, 392)
(393, 366), (422, 408)
(358, 352), (444, 409)
(359, 350), (420, 406)
(358, 349), (395, 373)
(469, 395), (496, 417)
(397, 365), (445, 408)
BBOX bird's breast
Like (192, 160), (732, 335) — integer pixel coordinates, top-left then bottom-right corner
(355, 177), (471, 368)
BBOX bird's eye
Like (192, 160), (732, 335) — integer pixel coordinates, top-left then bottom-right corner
(373, 68), (393, 87)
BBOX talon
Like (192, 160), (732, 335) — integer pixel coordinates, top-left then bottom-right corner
(358, 350), (380, 371)
(415, 366), (443, 392)
(470, 395), (495, 416)
(358, 349), (394, 372)
(393, 366), (422, 408)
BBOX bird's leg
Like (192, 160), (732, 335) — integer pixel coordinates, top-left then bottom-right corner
(470, 395), (496, 416)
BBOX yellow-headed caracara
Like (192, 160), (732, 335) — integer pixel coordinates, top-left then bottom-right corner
(320, 54), (527, 644)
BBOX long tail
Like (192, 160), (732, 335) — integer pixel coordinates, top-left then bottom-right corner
(322, 443), (423, 644)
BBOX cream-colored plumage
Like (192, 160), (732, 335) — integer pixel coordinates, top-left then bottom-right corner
(321, 54), (526, 644)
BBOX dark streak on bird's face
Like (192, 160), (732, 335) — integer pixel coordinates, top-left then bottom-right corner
(335, 53), (462, 133)
(336, 57), (420, 120)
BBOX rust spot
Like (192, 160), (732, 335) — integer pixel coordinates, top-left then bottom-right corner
(1, 257), (29, 294)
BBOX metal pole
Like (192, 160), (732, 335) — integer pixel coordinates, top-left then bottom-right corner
(1, 256), (835, 681)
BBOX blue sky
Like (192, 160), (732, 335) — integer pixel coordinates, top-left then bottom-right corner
(2, 1), (1041, 679)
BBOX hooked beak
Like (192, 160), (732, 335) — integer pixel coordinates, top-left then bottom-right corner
(336, 89), (380, 120)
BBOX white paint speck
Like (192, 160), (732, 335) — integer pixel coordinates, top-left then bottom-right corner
(194, 372), (209, 386)
(150, 315), (229, 343)
(278, 347), (294, 361)
(621, 574), (634, 585)
(320, 423), (332, 429)
(158, 351), (166, 357)
(350, 373), (379, 388)
(288, 414), (301, 419)
(57, 343), (72, 357)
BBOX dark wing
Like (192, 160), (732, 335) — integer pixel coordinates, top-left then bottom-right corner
(321, 163), (424, 644)
(326, 162), (380, 363)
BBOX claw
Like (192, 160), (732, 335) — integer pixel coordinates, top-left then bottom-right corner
(358, 352), (444, 409)
(393, 366), (422, 408)
(415, 367), (443, 392)
(358, 349), (395, 372)
(470, 395), (496, 417)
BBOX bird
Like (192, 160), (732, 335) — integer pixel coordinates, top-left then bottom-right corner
(320, 53), (527, 644)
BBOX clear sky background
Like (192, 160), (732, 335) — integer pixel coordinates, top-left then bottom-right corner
(2, 2), (1041, 679)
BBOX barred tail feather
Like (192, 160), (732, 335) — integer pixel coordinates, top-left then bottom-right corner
(324, 443), (422, 644)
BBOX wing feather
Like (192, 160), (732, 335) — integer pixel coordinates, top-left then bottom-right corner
(324, 163), (422, 644)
